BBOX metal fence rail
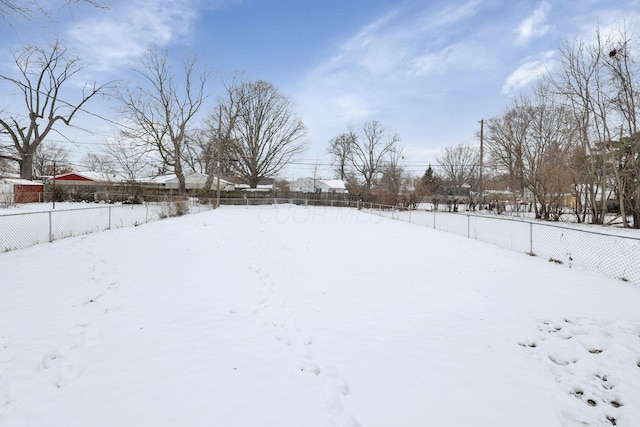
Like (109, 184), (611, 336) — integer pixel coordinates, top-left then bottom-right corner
(363, 206), (640, 286)
(0, 200), (214, 252)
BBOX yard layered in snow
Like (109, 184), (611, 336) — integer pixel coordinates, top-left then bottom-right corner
(1, 205), (640, 426)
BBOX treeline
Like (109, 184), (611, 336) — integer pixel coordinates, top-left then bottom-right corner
(0, 4), (307, 194)
(327, 24), (640, 228)
(484, 25), (640, 227)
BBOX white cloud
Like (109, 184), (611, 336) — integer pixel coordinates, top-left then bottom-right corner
(408, 42), (489, 77)
(417, 0), (481, 29)
(501, 51), (555, 95)
(297, 1), (485, 126)
(516, 1), (551, 45)
(319, 0), (484, 78)
(66, 0), (224, 71)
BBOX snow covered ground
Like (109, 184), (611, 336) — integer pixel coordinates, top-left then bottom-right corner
(1, 205), (639, 426)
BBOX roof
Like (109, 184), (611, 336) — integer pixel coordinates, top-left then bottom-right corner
(0, 178), (43, 186)
(54, 171), (122, 182)
(290, 178), (348, 193)
(0, 173), (20, 179)
(320, 180), (346, 190)
(147, 173), (234, 189)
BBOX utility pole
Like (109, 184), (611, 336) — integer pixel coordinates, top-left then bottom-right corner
(52, 162), (56, 210)
(478, 118), (484, 209)
(216, 105), (222, 209)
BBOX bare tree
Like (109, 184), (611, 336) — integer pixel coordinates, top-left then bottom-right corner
(195, 74), (246, 193)
(32, 141), (70, 177)
(0, 156), (14, 176)
(551, 28), (628, 224)
(118, 47), (209, 193)
(183, 128), (213, 174)
(327, 131), (355, 180)
(608, 132), (640, 227)
(310, 161), (322, 191)
(82, 152), (116, 173)
(516, 84), (577, 220)
(105, 135), (154, 181)
(0, 0), (106, 20)
(379, 146), (406, 205)
(437, 143), (479, 193)
(0, 0), (31, 17)
(549, 24), (640, 226)
(349, 120), (399, 194)
(0, 40), (106, 180)
(224, 80), (306, 188)
(603, 26), (640, 227)
(485, 99), (529, 202)
(550, 35), (606, 223)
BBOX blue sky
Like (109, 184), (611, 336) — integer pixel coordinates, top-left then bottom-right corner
(1, 0), (639, 179)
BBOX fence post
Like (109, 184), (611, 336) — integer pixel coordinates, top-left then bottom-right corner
(467, 214), (470, 238)
(433, 210), (436, 229)
(108, 206), (112, 230)
(529, 222), (533, 255)
(145, 202), (149, 223)
(48, 211), (53, 242)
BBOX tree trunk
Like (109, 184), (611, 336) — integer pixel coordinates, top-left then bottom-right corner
(20, 150), (35, 180)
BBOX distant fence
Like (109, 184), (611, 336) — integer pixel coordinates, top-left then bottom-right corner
(0, 198), (355, 252)
(5, 198), (639, 287)
(217, 197), (358, 208)
(0, 199), (214, 252)
(362, 205), (640, 286)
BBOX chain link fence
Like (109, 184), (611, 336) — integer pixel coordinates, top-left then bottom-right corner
(362, 205), (640, 286)
(217, 197), (358, 208)
(0, 197), (355, 252)
(5, 199), (639, 286)
(0, 199), (214, 252)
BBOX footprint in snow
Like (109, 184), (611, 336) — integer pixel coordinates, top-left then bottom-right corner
(0, 337), (11, 363)
(299, 361), (322, 376)
(39, 352), (63, 370)
(522, 317), (637, 427)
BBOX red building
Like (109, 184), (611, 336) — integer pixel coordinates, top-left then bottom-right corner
(0, 178), (44, 203)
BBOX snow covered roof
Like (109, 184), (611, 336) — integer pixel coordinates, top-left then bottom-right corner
(168, 173), (208, 185)
(146, 173), (235, 190)
(0, 178), (43, 186)
(0, 172), (20, 179)
(54, 171), (122, 182)
(148, 174), (177, 184)
(290, 178), (348, 193)
(320, 180), (346, 190)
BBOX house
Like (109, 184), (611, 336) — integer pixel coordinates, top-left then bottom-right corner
(147, 173), (236, 192)
(49, 171), (123, 201)
(235, 178), (275, 192)
(52, 171), (121, 189)
(319, 179), (348, 194)
(290, 178), (348, 194)
(0, 178), (44, 204)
